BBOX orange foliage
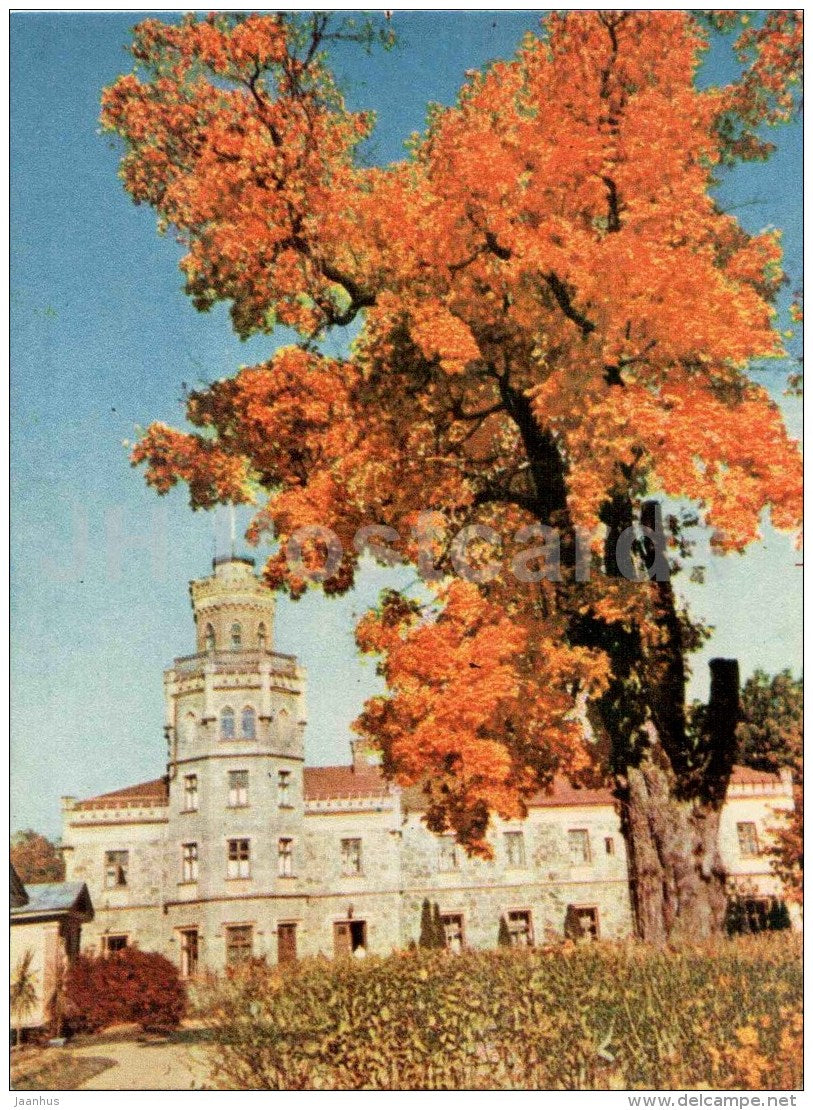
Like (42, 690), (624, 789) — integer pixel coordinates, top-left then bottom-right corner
(108, 12), (802, 851)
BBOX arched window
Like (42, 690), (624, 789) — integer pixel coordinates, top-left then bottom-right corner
(220, 706), (235, 740)
(230, 622), (242, 650)
(204, 624), (215, 652)
(184, 713), (196, 743)
(257, 623), (267, 651)
(241, 706), (256, 740)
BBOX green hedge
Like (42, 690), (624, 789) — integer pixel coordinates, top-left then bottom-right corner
(201, 934), (801, 1090)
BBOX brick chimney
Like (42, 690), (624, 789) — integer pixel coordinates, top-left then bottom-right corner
(350, 738), (378, 772)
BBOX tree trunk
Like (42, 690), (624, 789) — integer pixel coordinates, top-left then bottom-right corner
(616, 731), (729, 943)
(578, 501), (741, 942)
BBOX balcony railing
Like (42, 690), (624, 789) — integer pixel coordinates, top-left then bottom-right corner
(170, 649), (299, 677)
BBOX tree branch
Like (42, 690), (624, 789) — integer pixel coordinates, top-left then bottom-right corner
(544, 273), (596, 337)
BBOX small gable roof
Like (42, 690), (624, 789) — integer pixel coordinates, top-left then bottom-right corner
(11, 881), (94, 922)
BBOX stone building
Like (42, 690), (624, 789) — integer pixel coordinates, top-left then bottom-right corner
(60, 556), (795, 974)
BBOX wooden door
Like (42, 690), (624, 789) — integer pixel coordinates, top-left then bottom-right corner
(333, 921), (352, 958)
(278, 923), (297, 964)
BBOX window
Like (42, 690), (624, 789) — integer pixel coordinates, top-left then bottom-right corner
(438, 835), (459, 872)
(258, 623), (267, 651)
(568, 829), (591, 865)
(230, 622), (242, 649)
(278, 838), (293, 877)
(179, 929), (199, 978)
(504, 831), (526, 868)
(102, 934), (129, 953)
(220, 706), (235, 739)
(737, 821), (760, 858)
(440, 913), (465, 953)
(104, 850), (128, 889)
(605, 837), (615, 856)
(183, 774), (198, 812)
(565, 905), (599, 940)
(227, 838), (251, 879)
(182, 842), (199, 882)
(507, 910), (533, 947)
(228, 770), (249, 808)
(278, 770), (292, 808)
(341, 837), (362, 876)
(277, 922), (297, 964)
(225, 925), (253, 965)
(204, 624), (215, 652)
(240, 706), (256, 740)
(184, 712), (197, 743)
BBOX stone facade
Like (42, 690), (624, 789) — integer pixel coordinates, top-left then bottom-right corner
(61, 556), (796, 975)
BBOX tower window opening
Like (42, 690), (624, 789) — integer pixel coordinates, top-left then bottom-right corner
(258, 623), (267, 650)
(240, 706), (256, 739)
(204, 624), (215, 652)
(230, 622), (242, 649)
(104, 850), (128, 889)
(221, 706), (235, 740)
(227, 838), (251, 879)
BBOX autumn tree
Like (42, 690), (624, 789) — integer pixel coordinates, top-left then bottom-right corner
(11, 829), (65, 884)
(103, 11), (802, 940)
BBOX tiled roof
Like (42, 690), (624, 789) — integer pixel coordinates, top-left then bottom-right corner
(70, 763), (785, 812)
(74, 777), (169, 810)
(11, 881), (93, 919)
(526, 765), (783, 806)
(729, 765), (784, 786)
(303, 765), (392, 801)
(527, 776), (614, 808)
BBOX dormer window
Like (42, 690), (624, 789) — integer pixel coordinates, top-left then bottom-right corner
(257, 623), (267, 651)
(220, 706), (235, 740)
(204, 624), (215, 652)
(240, 706), (256, 740)
(230, 622), (242, 649)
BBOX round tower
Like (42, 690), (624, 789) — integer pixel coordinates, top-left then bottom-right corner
(162, 555), (307, 908)
(190, 555), (275, 655)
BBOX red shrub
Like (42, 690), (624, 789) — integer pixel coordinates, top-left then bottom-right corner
(65, 948), (186, 1034)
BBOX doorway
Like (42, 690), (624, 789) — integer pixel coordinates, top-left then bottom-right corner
(334, 919), (367, 957)
(277, 922), (297, 963)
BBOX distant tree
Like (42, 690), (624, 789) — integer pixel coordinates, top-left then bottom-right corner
(724, 895), (791, 936)
(11, 829), (65, 884)
(769, 793), (803, 906)
(497, 916), (512, 947)
(723, 896), (747, 936)
(431, 903), (445, 950)
(767, 898), (792, 932)
(736, 670), (802, 905)
(418, 898), (434, 949)
(737, 669), (802, 774)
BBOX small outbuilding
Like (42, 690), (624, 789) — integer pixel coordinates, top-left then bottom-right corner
(10, 866), (94, 1032)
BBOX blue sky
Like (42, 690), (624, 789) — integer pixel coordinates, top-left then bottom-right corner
(11, 12), (802, 837)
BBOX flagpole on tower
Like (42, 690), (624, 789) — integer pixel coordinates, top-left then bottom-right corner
(230, 503), (237, 558)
